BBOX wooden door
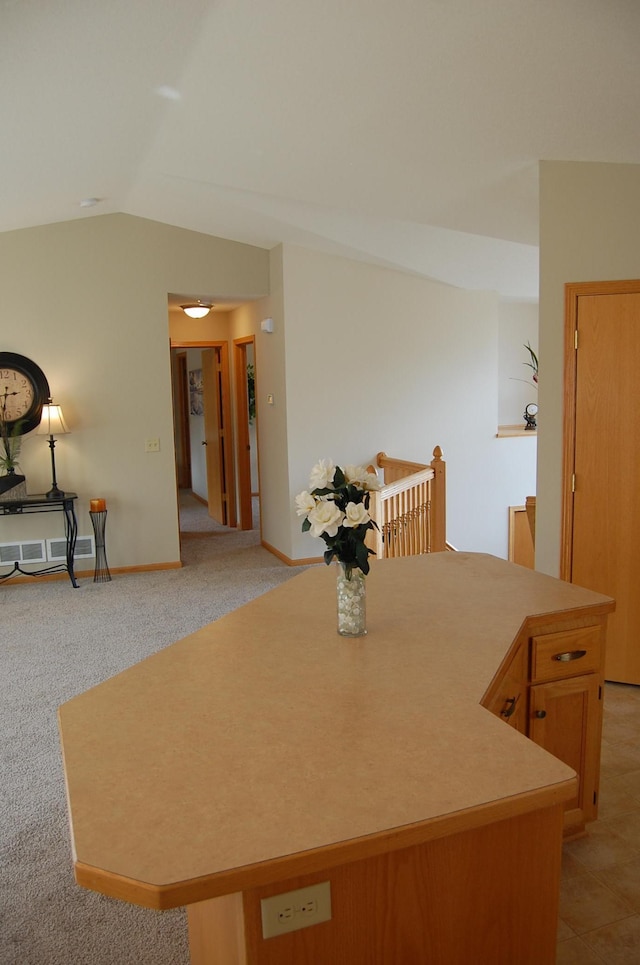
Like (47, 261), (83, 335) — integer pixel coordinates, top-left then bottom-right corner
(508, 506), (534, 569)
(202, 348), (227, 525)
(234, 337), (256, 531)
(530, 674), (602, 834)
(173, 352), (192, 490)
(562, 281), (640, 684)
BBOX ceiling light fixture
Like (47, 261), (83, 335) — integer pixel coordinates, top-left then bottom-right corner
(181, 301), (213, 319)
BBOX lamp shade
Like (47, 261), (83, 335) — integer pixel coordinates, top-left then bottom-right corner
(181, 302), (213, 319)
(37, 403), (69, 436)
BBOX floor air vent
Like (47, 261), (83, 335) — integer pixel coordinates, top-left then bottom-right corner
(0, 540), (47, 564)
(47, 535), (95, 561)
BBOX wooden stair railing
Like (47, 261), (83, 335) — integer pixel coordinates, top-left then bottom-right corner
(367, 446), (446, 559)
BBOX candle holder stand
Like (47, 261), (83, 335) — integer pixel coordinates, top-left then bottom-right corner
(89, 510), (112, 583)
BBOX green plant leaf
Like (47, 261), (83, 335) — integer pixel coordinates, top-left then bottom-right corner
(333, 466), (346, 488)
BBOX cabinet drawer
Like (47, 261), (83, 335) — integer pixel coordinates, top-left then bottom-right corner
(531, 626), (602, 683)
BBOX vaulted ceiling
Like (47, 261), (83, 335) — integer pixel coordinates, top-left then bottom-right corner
(3, 0), (639, 300)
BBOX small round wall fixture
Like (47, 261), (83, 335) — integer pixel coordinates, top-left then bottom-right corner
(524, 402), (538, 431)
(0, 352), (51, 435)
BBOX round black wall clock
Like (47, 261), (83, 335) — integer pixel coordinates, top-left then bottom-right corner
(0, 352), (51, 435)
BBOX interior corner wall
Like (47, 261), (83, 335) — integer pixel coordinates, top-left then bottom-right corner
(278, 244), (536, 562)
(537, 161), (640, 577)
(0, 213), (269, 570)
(252, 246), (292, 557)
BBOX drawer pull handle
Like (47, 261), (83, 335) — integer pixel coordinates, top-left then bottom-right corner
(501, 696), (519, 719)
(554, 649), (587, 662)
(535, 710), (547, 719)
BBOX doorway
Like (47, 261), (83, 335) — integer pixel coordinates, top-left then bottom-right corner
(171, 340), (236, 537)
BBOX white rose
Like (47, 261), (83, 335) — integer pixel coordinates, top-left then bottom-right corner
(342, 501), (371, 528)
(344, 465), (366, 485)
(361, 471), (381, 492)
(309, 459), (335, 491)
(308, 499), (344, 538)
(295, 490), (316, 516)
(344, 464), (381, 491)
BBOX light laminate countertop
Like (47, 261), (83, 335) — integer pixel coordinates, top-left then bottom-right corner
(58, 552), (614, 909)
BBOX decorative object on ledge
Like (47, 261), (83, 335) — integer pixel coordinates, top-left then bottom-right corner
(295, 460), (380, 637)
(89, 498), (111, 583)
(522, 342), (538, 430)
(523, 341), (538, 387)
(37, 402), (69, 498)
(0, 408), (27, 499)
(509, 342), (539, 431)
(0, 470), (27, 500)
(524, 402), (538, 430)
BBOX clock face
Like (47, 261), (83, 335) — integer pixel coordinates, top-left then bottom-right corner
(1, 368), (36, 421)
(0, 353), (50, 435)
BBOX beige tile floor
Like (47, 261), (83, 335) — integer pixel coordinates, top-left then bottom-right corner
(556, 682), (640, 964)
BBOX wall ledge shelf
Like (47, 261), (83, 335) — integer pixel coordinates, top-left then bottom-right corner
(497, 424), (537, 438)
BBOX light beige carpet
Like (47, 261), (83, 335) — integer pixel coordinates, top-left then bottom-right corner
(1, 500), (307, 965)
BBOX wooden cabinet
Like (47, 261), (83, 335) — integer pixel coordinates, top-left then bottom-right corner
(530, 674), (601, 834)
(485, 620), (605, 836)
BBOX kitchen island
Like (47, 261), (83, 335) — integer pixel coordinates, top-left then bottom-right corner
(58, 553), (614, 964)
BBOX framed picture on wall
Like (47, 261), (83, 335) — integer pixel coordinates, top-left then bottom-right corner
(189, 369), (204, 415)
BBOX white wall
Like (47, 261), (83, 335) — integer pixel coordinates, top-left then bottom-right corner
(0, 214), (269, 570)
(272, 244), (537, 562)
(1, 212), (540, 572)
(498, 301), (538, 426)
(538, 161), (640, 576)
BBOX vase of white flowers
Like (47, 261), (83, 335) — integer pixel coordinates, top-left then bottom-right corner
(295, 460), (380, 636)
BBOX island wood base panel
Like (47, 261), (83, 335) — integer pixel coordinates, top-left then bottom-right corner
(187, 804), (564, 965)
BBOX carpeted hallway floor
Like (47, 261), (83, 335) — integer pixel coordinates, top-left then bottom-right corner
(1, 494), (306, 965)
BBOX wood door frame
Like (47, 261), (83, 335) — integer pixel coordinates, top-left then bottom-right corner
(170, 339), (236, 529)
(508, 506), (534, 569)
(233, 336), (257, 531)
(561, 278), (640, 581)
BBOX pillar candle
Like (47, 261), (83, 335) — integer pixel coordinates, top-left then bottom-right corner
(90, 498), (107, 513)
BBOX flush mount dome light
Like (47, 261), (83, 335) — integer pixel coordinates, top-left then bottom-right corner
(181, 301), (213, 319)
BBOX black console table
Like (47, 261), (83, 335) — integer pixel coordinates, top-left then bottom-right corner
(0, 493), (79, 587)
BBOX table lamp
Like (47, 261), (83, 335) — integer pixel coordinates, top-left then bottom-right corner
(37, 401), (69, 498)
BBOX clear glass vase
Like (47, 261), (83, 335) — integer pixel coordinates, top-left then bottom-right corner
(336, 564), (367, 637)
